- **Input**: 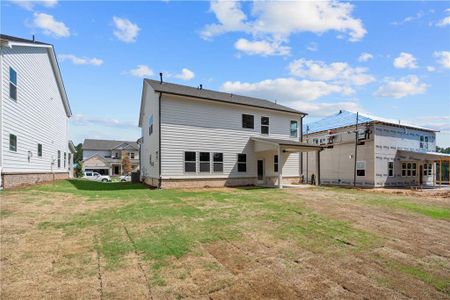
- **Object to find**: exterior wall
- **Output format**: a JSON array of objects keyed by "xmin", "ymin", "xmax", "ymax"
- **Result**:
[
  {"xmin": 159, "ymin": 93, "xmax": 301, "ymax": 181},
  {"xmin": 1, "ymin": 45, "xmax": 69, "ymax": 176},
  {"xmin": 304, "ymin": 125, "xmax": 375, "ymax": 186},
  {"xmin": 373, "ymin": 124, "xmax": 436, "ymax": 187},
  {"xmin": 140, "ymin": 85, "xmax": 160, "ymax": 181},
  {"xmin": 2, "ymin": 172, "xmax": 68, "ymax": 189}
]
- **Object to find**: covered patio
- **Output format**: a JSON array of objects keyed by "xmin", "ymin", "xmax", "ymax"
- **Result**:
[
  {"xmin": 398, "ymin": 150, "xmax": 450, "ymax": 188},
  {"xmin": 251, "ymin": 137, "xmax": 322, "ymax": 189}
]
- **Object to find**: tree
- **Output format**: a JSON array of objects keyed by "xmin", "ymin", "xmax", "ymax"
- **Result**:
[
  {"xmin": 74, "ymin": 143, "xmax": 83, "ymax": 164},
  {"xmin": 122, "ymin": 151, "xmax": 132, "ymax": 175}
]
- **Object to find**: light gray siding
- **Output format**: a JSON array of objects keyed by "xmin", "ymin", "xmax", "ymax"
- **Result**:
[
  {"xmin": 1, "ymin": 45, "xmax": 69, "ymax": 174},
  {"xmin": 159, "ymin": 94, "xmax": 301, "ymax": 179}
]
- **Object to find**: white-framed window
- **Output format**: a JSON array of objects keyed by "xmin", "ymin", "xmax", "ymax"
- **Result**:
[
  {"xmin": 261, "ymin": 116, "xmax": 269, "ymax": 134},
  {"xmin": 424, "ymin": 136, "xmax": 429, "ymax": 150},
  {"xmin": 9, "ymin": 67, "xmax": 17, "ymax": 100},
  {"xmin": 130, "ymin": 153, "xmax": 135, "ymax": 159},
  {"xmin": 9, "ymin": 134, "xmax": 17, "ymax": 152},
  {"xmin": 184, "ymin": 151, "xmax": 196, "ymax": 173},
  {"xmin": 242, "ymin": 114, "xmax": 254, "ymax": 129},
  {"xmin": 388, "ymin": 161, "xmax": 394, "ymax": 177},
  {"xmin": 420, "ymin": 136, "xmax": 424, "ymax": 149},
  {"xmin": 148, "ymin": 115, "xmax": 154, "ymax": 136},
  {"xmin": 200, "ymin": 152, "xmax": 210, "ymax": 172},
  {"xmin": 213, "ymin": 153, "xmax": 223, "ymax": 172},
  {"xmin": 290, "ymin": 120, "xmax": 298, "ymax": 137},
  {"xmin": 237, "ymin": 154, "xmax": 247, "ymax": 172},
  {"xmin": 64, "ymin": 152, "xmax": 67, "ymax": 168},
  {"xmin": 402, "ymin": 162, "xmax": 417, "ymax": 177},
  {"xmin": 57, "ymin": 150, "xmax": 61, "ymax": 168},
  {"xmin": 356, "ymin": 161, "xmax": 366, "ymax": 177},
  {"xmin": 274, "ymin": 155, "xmax": 279, "ymax": 173},
  {"xmin": 37, "ymin": 144, "xmax": 42, "ymax": 157},
  {"xmin": 423, "ymin": 163, "xmax": 432, "ymax": 176}
]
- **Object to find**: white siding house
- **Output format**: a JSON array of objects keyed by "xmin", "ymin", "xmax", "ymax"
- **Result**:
[
  {"xmin": 138, "ymin": 78, "xmax": 321, "ymax": 188},
  {"xmin": 0, "ymin": 35, "xmax": 72, "ymax": 189}
]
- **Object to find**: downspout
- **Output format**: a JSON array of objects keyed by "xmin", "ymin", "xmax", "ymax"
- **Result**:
[
  {"xmin": 0, "ymin": 47, "xmax": 3, "ymax": 188},
  {"xmin": 158, "ymin": 92, "xmax": 162, "ymax": 188},
  {"xmin": 299, "ymin": 115, "xmax": 304, "ymax": 181},
  {"xmin": 353, "ymin": 112, "xmax": 359, "ymax": 187}
]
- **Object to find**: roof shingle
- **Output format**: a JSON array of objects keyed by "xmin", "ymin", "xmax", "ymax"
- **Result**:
[{"xmin": 83, "ymin": 139, "xmax": 138, "ymax": 150}]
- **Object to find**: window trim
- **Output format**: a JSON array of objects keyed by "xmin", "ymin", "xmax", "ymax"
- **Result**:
[
  {"xmin": 199, "ymin": 152, "xmax": 211, "ymax": 173},
  {"xmin": 388, "ymin": 161, "xmax": 394, "ymax": 177},
  {"xmin": 290, "ymin": 120, "xmax": 298, "ymax": 138},
  {"xmin": 9, "ymin": 134, "xmax": 17, "ymax": 152},
  {"xmin": 237, "ymin": 153, "xmax": 247, "ymax": 173},
  {"xmin": 261, "ymin": 116, "xmax": 269, "ymax": 135},
  {"xmin": 213, "ymin": 152, "xmax": 224, "ymax": 173},
  {"xmin": 37, "ymin": 143, "xmax": 43, "ymax": 157},
  {"xmin": 242, "ymin": 114, "xmax": 255, "ymax": 129},
  {"xmin": 356, "ymin": 160, "xmax": 366, "ymax": 177}
]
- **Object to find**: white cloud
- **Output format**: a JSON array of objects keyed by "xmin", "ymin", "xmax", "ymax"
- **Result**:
[
  {"xmin": 32, "ymin": 12, "xmax": 70, "ymax": 38},
  {"xmin": 174, "ymin": 68, "xmax": 195, "ymax": 80},
  {"xmin": 306, "ymin": 42, "xmax": 318, "ymax": 52},
  {"xmin": 221, "ymin": 78, "xmax": 353, "ymax": 102},
  {"xmin": 234, "ymin": 38, "xmax": 290, "ymax": 56},
  {"xmin": 112, "ymin": 16, "xmax": 140, "ymax": 43},
  {"xmin": 411, "ymin": 116, "xmax": 450, "ymax": 132},
  {"xmin": 201, "ymin": 0, "xmax": 366, "ymax": 56},
  {"xmin": 59, "ymin": 54, "xmax": 103, "ymax": 66},
  {"xmin": 393, "ymin": 52, "xmax": 418, "ymax": 69},
  {"xmin": 426, "ymin": 66, "xmax": 436, "ymax": 72},
  {"xmin": 436, "ymin": 8, "xmax": 450, "ymax": 27},
  {"xmin": 127, "ymin": 65, "xmax": 153, "ymax": 78},
  {"xmin": 296, "ymin": 101, "xmax": 362, "ymax": 117},
  {"xmin": 288, "ymin": 59, "xmax": 375, "ymax": 86},
  {"xmin": 434, "ymin": 51, "xmax": 450, "ymax": 69},
  {"xmin": 71, "ymin": 114, "xmax": 137, "ymax": 129},
  {"xmin": 374, "ymin": 75, "xmax": 428, "ymax": 99},
  {"xmin": 391, "ymin": 11, "xmax": 424, "ymax": 25},
  {"xmin": 358, "ymin": 52, "xmax": 373, "ymax": 62},
  {"xmin": 9, "ymin": 0, "xmax": 57, "ymax": 10}
]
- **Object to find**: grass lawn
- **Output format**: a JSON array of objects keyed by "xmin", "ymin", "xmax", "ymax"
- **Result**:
[{"xmin": 1, "ymin": 180, "xmax": 449, "ymax": 299}]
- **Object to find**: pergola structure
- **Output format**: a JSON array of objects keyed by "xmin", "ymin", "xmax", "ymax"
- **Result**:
[
  {"xmin": 398, "ymin": 150, "xmax": 450, "ymax": 187},
  {"xmin": 252, "ymin": 137, "xmax": 322, "ymax": 188}
]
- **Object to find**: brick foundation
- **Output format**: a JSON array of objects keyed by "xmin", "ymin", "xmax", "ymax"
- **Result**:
[{"xmin": 1, "ymin": 172, "xmax": 69, "ymax": 189}]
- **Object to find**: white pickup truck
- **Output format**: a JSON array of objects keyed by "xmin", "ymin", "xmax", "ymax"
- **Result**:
[{"xmin": 82, "ymin": 171, "xmax": 111, "ymax": 182}]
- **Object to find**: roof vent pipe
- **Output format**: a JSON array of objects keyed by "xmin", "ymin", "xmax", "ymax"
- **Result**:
[
  {"xmin": 159, "ymin": 72, "xmax": 163, "ymax": 84},
  {"xmin": 199, "ymin": 84, "xmax": 203, "ymax": 90},
  {"xmin": 32, "ymin": 34, "xmax": 35, "ymax": 42}
]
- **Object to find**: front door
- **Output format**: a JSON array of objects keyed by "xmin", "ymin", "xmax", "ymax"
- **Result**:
[
  {"xmin": 257, "ymin": 160, "xmax": 264, "ymax": 183},
  {"xmin": 114, "ymin": 166, "xmax": 120, "ymax": 175}
]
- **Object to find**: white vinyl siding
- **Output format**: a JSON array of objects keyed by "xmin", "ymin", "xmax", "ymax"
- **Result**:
[
  {"xmin": 1, "ymin": 45, "xmax": 69, "ymax": 173},
  {"xmin": 159, "ymin": 94, "xmax": 300, "ymax": 179}
]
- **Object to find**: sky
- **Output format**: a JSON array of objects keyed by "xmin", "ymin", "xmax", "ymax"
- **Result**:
[{"xmin": 2, "ymin": 0, "xmax": 450, "ymax": 147}]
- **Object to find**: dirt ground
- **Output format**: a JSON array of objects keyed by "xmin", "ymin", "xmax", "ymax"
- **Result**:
[{"xmin": 1, "ymin": 182, "xmax": 449, "ymax": 299}]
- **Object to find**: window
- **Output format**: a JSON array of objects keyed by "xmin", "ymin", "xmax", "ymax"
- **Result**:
[
  {"xmin": 130, "ymin": 153, "xmax": 135, "ymax": 159},
  {"xmin": 402, "ymin": 162, "xmax": 417, "ymax": 177},
  {"xmin": 242, "ymin": 114, "xmax": 254, "ymax": 129},
  {"xmin": 356, "ymin": 161, "xmax": 366, "ymax": 176},
  {"xmin": 412, "ymin": 163, "xmax": 417, "ymax": 176},
  {"xmin": 57, "ymin": 150, "xmax": 61, "ymax": 168},
  {"xmin": 261, "ymin": 117, "xmax": 269, "ymax": 134},
  {"xmin": 290, "ymin": 121, "xmax": 298, "ymax": 137},
  {"xmin": 237, "ymin": 154, "xmax": 247, "ymax": 172},
  {"xmin": 114, "ymin": 152, "xmax": 119, "ymax": 159},
  {"xmin": 9, "ymin": 67, "xmax": 17, "ymax": 100},
  {"xmin": 420, "ymin": 136, "xmax": 424, "ymax": 149},
  {"xmin": 424, "ymin": 136, "xmax": 428, "ymax": 149},
  {"xmin": 9, "ymin": 134, "xmax": 17, "ymax": 152},
  {"xmin": 407, "ymin": 163, "xmax": 412, "ymax": 176},
  {"xmin": 402, "ymin": 163, "xmax": 407, "ymax": 177},
  {"xmin": 312, "ymin": 138, "xmax": 319, "ymax": 145},
  {"xmin": 200, "ymin": 152, "xmax": 210, "ymax": 172},
  {"xmin": 64, "ymin": 152, "xmax": 67, "ymax": 168},
  {"xmin": 274, "ymin": 155, "xmax": 279, "ymax": 173},
  {"xmin": 213, "ymin": 153, "xmax": 223, "ymax": 172},
  {"xmin": 424, "ymin": 163, "xmax": 432, "ymax": 176},
  {"xmin": 388, "ymin": 162, "xmax": 394, "ymax": 177},
  {"xmin": 148, "ymin": 115, "xmax": 154, "ymax": 136},
  {"xmin": 37, "ymin": 144, "xmax": 42, "ymax": 157},
  {"xmin": 184, "ymin": 151, "xmax": 196, "ymax": 173}
]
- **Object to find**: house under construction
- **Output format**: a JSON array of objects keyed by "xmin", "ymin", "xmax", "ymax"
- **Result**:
[{"xmin": 302, "ymin": 110, "xmax": 450, "ymax": 188}]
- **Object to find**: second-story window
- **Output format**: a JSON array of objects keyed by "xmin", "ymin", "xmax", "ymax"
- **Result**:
[
  {"xmin": 290, "ymin": 121, "xmax": 298, "ymax": 137},
  {"xmin": 242, "ymin": 114, "xmax": 254, "ymax": 129},
  {"xmin": 9, "ymin": 67, "xmax": 17, "ymax": 100},
  {"xmin": 261, "ymin": 117, "xmax": 269, "ymax": 134},
  {"xmin": 420, "ymin": 136, "xmax": 424, "ymax": 148}
]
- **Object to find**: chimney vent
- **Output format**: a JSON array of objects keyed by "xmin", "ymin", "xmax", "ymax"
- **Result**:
[
  {"xmin": 32, "ymin": 34, "xmax": 35, "ymax": 42},
  {"xmin": 159, "ymin": 72, "xmax": 163, "ymax": 84}
]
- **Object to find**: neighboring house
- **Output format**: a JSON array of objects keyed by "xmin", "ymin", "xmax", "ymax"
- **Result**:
[
  {"xmin": 138, "ymin": 78, "xmax": 321, "ymax": 188},
  {"xmin": 68, "ymin": 140, "xmax": 76, "ymax": 178},
  {"xmin": 82, "ymin": 139, "xmax": 140, "ymax": 175},
  {"xmin": 0, "ymin": 34, "xmax": 72, "ymax": 189},
  {"xmin": 303, "ymin": 110, "xmax": 450, "ymax": 187}
]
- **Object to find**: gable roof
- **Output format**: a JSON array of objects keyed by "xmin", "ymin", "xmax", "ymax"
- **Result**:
[
  {"xmin": 304, "ymin": 110, "xmax": 438, "ymax": 134},
  {"xmin": 0, "ymin": 34, "xmax": 72, "ymax": 117},
  {"xmin": 83, "ymin": 139, "xmax": 138, "ymax": 151},
  {"xmin": 145, "ymin": 79, "xmax": 305, "ymax": 115}
]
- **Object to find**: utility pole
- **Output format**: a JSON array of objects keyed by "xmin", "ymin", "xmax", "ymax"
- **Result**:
[{"xmin": 353, "ymin": 112, "xmax": 359, "ymax": 187}]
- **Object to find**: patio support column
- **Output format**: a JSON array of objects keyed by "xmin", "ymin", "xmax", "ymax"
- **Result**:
[
  {"xmin": 315, "ymin": 150, "xmax": 320, "ymax": 186},
  {"xmin": 278, "ymin": 146, "xmax": 283, "ymax": 189},
  {"xmin": 439, "ymin": 159, "xmax": 442, "ymax": 188},
  {"xmin": 433, "ymin": 162, "xmax": 436, "ymax": 187}
]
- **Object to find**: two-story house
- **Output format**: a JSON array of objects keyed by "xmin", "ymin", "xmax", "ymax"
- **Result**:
[
  {"xmin": 0, "ymin": 34, "xmax": 72, "ymax": 189},
  {"xmin": 138, "ymin": 78, "xmax": 321, "ymax": 188},
  {"xmin": 303, "ymin": 110, "xmax": 450, "ymax": 187},
  {"xmin": 82, "ymin": 139, "xmax": 140, "ymax": 176}
]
